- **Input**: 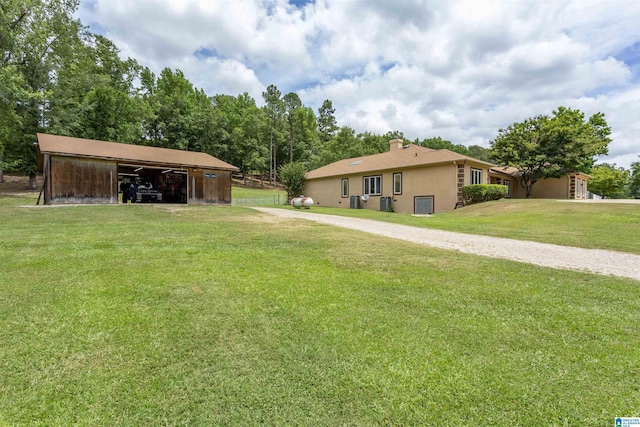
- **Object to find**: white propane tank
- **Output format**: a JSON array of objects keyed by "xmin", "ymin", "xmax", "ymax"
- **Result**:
[{"xmin": 291, "ymin": 196, "xmax": 314, "ymax": 209}]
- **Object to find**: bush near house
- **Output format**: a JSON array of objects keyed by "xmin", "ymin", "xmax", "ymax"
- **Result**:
[
  {"xmin": 463, "ymin": 184, "xmax": 508, "ymax": 204},
  {"xmin": 279, "ymin": 162, "xmax": 308, "ymax": 203}
]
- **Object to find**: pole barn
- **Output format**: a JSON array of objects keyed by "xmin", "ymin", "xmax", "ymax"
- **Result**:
[{"xmin": 37, "ymin": 134, "xmax": 239, "ymax": 205}]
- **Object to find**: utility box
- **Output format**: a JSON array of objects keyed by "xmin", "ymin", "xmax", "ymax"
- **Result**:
[
  {"xmin": 380, "ymin": 196, "xmax": 393, "ymax": 212},
  {"xmin": 350, "ymin": 195, "xmax": 361, "ymax": 209}
]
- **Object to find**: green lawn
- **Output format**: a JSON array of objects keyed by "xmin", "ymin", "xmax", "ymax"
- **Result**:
[
  {"xmin": 296, "ymin": 199, "xmax": 640, "ymax": 254},
  {"xmin": 232, "ymin": 185, "xmax": 286, "ymax": 199},
  {"xmin": 232, "ymin": 185, "xmax": 288, "ymax": 207},
  {"xmin": 1, "ymin": 195, "xmax": 639, "ymax": 425}
]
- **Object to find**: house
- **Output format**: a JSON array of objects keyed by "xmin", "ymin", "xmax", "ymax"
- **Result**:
[
  {"xmin": 37, "ymin": 133, "xmax": 239, "ymax": 205},
  {"xmin": 489, "ymin": 166, "xmax": 590, "ymax": 199},
  {"xmin": 304, "ymin": 139, "xmax": 494, "ymax": 214}
]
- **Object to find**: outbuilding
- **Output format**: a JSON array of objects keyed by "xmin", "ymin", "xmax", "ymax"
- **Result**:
[{"xmin": 37, "ymin": 133, "xmax": 239, "ymax": 205}]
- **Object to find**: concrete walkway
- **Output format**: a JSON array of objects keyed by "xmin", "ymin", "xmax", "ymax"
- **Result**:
[{"xmin": 253, "ymin": 208, "xmax": 640, "ymax": 281}]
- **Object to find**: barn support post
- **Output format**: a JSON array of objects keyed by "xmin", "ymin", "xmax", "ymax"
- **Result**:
[{"xmin": 43, "ymin": 154, "xmax": 51, "ymax": 205}]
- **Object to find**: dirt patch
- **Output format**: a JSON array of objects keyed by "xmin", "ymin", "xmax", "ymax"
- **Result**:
[{"xmin": 0, "ymin": 174, "xmax": 43, "ymax": 195}]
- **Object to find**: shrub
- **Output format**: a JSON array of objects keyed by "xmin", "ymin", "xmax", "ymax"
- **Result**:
[
  {"xmin": 485, "ymin": 184, "xmax": 508, "ymax": 201},
  {"xmin": 278, "ymin": 162, "xmax": 308, "ymax": 203},
  {"xmin": 462, "ymin": 184, "xmax": 508, "ymax": 204}
]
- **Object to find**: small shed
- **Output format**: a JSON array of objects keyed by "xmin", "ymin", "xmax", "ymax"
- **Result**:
[{"xmin": 37, "ymin": 133, "xmax": 239, "ymax": 205}]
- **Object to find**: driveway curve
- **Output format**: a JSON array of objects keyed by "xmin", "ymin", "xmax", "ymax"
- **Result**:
[{"xmin": 253, "ymin": 208, "xmax": 640, "ymax": 281}]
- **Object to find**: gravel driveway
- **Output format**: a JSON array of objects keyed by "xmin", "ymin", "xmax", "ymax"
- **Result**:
[{"xmin": 253, "ymin": 208, "xmax": 640, "ymax": 281}]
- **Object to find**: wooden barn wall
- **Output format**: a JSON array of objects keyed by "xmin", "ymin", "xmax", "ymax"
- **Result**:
[
  {"xmin": 190, "ymin": 169, "xmax": 231, "ymax": 204},
  {"xmin": 217, "ymin": 171, "xmax": 232, "ymax": 203},
  {"xmin": 50, "ymin": 156, "xmax": 117, "ymax": 204},
  {"xmin": 191, "ymin": 170, "xmax": 205, "ymax": 202}
]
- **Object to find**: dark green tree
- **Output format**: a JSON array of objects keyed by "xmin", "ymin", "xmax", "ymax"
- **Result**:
[
  {"xmin": 283, "ymin": 92, "xmax": 302, "ymax": 162},
  {"xmin": 319, "ymin": 126, "xmax": 359, "ymax": 165},
  {"xmin": 629, "ymin": 159, "xmax": 640, "ymax": 199},
  {"xmin": 279, "ymin": 161, "xmax": 307, "ymax": 203},
  {"xmin": 262, "ymin": 84, "xmax": 284, "ymax": 186},
  {"xmin": 48, "ymin": 34, "xmax": 144, "ymax": 144},
  {"xmin": 490, "ymin": 107, "xmax": 612, "ymax": 198},
  {"xmin": 154, "ymin": 68, "xmax": 197, "ymax": 150},
  {"xmin": 317, "ymin": 99, "xmax": 338, "ymax": 144},
  {"xmin": 211, "ymin": 92, "xmax": 269, "ymax": 181},
  {"xmin": 468, "ymin": 145, "xmax": 492, "ymax": 162},
  {"xmin": 1, "ymin": 0, "xmax": 82, "ymax": 188},
  {"xmin": 416, "ymin": 136, "xmax": 473, "ymax": 156}
]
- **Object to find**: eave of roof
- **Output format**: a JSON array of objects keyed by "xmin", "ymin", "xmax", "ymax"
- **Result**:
[
  {"xmin": 489, "ymin": 166, "xmax": 592, "ymax": 179},
  {"xmin": 306, "ymin": 144, "xmax": 496, "ymax": 180},
  {"xmin": 37, "ymin": 133, "xmax": 239, "ymax": 171},
  {"xmin": 489, "ymin": 166, "xmax": 520, "ymax": 177}
]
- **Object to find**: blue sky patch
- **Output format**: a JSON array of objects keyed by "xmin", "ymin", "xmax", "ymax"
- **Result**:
[
  {"xmin": 616, "ymin": 42, "xmax": 640, "ymax": 67},
  {"xmin": 194, "ymin": 47, "xmax": 218, "ymax": 60},
  {"xmin": 289, "ymin": 0, "xmax": 315, "ymax": 7},
  {"xmin": 615, "ymin": 41, "xmax": 640, "ymax": 81},
  {"xmin": 380, "ymin": 61, "xmax": 397, "ymax": 74}
]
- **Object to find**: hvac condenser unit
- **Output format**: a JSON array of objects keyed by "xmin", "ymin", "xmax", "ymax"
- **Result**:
[
  {"xmin": 380, "ymin": 196, "xmax": 392, "ymax": 212},
  {"xmin": 350, "ymin": 195, "xmax": 361, "ymax": 209}
]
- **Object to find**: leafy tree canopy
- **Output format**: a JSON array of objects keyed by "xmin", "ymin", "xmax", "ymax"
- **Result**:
[
  {"xmin": 588, "ymin": 163, "xmax": 629, "ymax": 198},
  {"xmin": 490, "ymin": 107, "xmax": 611, "ymax": 198},
  {"xmin": 278, "ymin": 161, "xmax": 307, "ymax": 202},
  {"xmin": 5, "ymin": 2, "xmax": 607, "ymax": 193}
]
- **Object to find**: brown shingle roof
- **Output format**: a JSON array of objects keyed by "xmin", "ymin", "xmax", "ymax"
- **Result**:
[
  {"xmin": 489, "ymin": 166, "xmax": 520, "ymax": 177},
  {"xmin": 307, "ymin": 144, "xmax": 495, "ymax": 179},
  {"xmin": 37, "ymin": 134, "xmax": 238, "ymax": 171}
]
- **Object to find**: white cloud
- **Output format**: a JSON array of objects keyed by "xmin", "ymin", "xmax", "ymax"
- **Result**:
[{"xmin": 77, "ymin": 0, "xmax": 640, "ymax": 168}]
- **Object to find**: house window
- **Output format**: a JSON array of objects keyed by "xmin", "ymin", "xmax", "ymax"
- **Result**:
[
  {"xmin": 363, "ymin": 175, "xmax": 382, "ymax": 196},
  {"xmin": 471, "ymin": 168, "xmax": 483, "ymax": 185},
  {"xmin": 393, "ymin": 172, "xmax": 402, "ymax": 195},
  {"xmin": 341, "ymin": 178, "xmax": 349, "ymax": 198}
]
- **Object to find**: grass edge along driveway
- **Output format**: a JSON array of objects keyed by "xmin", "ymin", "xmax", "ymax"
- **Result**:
[
  {"xmin": 253, "ymin": 207, "xmax": 640, "ymax": 281},
  {"xmin": 283, "ymin": 198, "xmax": 640, "ymax": 255}
]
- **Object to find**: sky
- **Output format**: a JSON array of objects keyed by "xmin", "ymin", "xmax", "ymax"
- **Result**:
[{"xmin": 77, "ymin": 0, "xmax": 640, "ymax": 168}]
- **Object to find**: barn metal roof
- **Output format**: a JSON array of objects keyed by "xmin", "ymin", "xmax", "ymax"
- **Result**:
[{"xmin": 37, "ymin": 133, "xmax": 239, "ymax": 171}]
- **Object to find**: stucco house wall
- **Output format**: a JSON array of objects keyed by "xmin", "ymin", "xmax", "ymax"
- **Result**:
[
  {"xmin": 489, "ymin": 167, "xmax": 590, "ymax": 200},
  {"xmin": 529, "ymin": 176, "xmax": 570, "ymax": 199},
  {"xmin": 304, "ymin": 140, "xmax": 493, "ymax": 214}
]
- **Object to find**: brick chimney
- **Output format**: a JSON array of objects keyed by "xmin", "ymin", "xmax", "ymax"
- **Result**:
[{"xmin": 389, "ymin": 139, "xmax": 403, "ymax": 151}]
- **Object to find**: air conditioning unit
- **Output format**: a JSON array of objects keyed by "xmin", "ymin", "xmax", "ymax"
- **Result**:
[
  {"xmin": 350, "ymin": 195, "xmax": 361, "ymax": 209},
  {"xmin": 380, "ymin": 196, "xmax": 392, "ymax": 212}
]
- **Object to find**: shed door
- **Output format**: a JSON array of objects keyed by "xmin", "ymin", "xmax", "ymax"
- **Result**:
[{"xmin": 415, "ymin": 196, "xmax": 434, "ymax": 214}]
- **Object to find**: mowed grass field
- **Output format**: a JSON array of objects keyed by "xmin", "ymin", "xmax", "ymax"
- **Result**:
[{"xmin": 1, "ymin": 193, "xmax": 639, "ymax": 425}]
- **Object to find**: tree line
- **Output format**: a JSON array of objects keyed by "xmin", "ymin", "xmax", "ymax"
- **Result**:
[
  {"xmin": 2, "ymin": 1, "xmax": 637, "ymax": 198},
  {"xmin": 0, "ymin": 0, "xmax": 491, "ymax": 189}
]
